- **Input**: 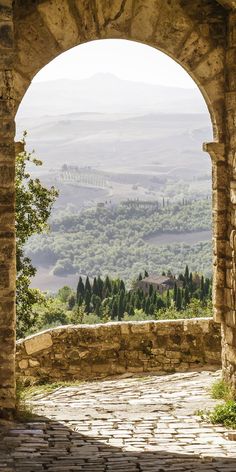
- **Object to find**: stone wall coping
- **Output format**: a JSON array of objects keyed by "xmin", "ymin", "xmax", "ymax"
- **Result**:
[
  {"xmin": 16, "ymin": 317, "xmax": 221, "ymax": 383},
  {"xmin": 17, "ymin": 317, "xmax": 214, "ymax": 345}
]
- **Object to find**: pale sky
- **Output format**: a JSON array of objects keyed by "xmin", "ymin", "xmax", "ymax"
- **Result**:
[{"xmin": 33, "ymin": 39, "xmax": 196, "ymax": 89}]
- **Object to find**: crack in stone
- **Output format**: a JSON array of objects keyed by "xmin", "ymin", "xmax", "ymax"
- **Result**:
[{"xmin": 103, "ymin": 0, "xmax": 128, "ymax": 29}]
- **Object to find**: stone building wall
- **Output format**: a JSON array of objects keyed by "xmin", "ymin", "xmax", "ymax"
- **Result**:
[
  {"xmin": 16, "ymin": 319, "xmax": 221, "ymax": 384},
  {"xmin": 221, "ymin": 10, "xmax": 236, "ymax": 389},
  {"xmin": 0, "ymin": 0, "xmax": 16, "ymax": 413}
]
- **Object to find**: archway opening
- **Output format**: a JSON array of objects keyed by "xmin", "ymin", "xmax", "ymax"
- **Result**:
[{"xmin": 15, "ymin": 38, "xmax": 215, "ymax": 340}]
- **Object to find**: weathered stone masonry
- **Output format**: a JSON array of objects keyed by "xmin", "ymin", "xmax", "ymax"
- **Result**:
[
  {"xmin": 16, "ymin": 319, "xmax": 221, "ymax": 384},
  {"xmin": 0, "ymin": 0, "xmax": 16, "ymax": 413},
  {"xmin": 0, "ymin": 0, "xmax": 236, "ymax": 413}
]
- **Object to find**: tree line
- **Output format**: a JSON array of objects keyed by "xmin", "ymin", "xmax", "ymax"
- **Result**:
[{"xmin": 65, "ymin": 265, "xmax": 212, "ymax": 321}]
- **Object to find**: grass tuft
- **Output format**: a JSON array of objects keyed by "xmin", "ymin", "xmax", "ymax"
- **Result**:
[
  {"xmin": 196, "ymin": 380, "xmax": 236, "ymax": 429},
  {"xmin": 211, "ymin": 380, "xmax": 233, "ymax": 401},
  {"xmin": 208, "ymin": 401, "xmax": 236, "ymax": 429},
  {"xmin": 15, "ymin": 380, "xmax": 35, "ymax": 421}
]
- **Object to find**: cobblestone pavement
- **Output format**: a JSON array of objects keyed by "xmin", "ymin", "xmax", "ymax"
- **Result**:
[{"xmin": 1, "ymin": 370, "xmax": 236, "ymax": 471}]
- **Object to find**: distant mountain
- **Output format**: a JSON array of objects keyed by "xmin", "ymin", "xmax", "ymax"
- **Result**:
[
  {"xmin": 16, "ymin": 111, "xmax": 212, "ymax": 176},
  {"xmin": 16, "ymin": 73, "xmax": 209, "ymax": 118},
  {"xmin": 16, "ymin": 74, "xmax": 213, "ymax": 179}
]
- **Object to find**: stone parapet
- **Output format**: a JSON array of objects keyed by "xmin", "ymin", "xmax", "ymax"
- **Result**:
[{"xmin": 16, "ymin": 318, "xmax": 221, "ymax": 384}]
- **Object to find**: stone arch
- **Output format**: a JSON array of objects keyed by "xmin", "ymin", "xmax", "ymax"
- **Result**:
[
  {"xmin": 13, "ymin": 0, "xmax": 226, "ymax": 141},
  {"xmin": 2, "ymin": 0, "xmax": 236, "ymax": 415},
  {"xmin": 12, "ymin": 0, "xmax": 227, "ymax": 337}
]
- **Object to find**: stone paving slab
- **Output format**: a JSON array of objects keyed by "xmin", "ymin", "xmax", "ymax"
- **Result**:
[{"xmin": 1, "ymin": 370, "xmax": 236, "ymax": 471}]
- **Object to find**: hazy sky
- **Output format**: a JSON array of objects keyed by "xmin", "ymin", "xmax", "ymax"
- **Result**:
[{"xmin": 34, "ymin": 39, "xmax": 196, "ymax": 89}]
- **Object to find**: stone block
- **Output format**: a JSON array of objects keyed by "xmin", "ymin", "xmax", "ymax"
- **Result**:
[
  {"xmin": 0, "ymin": 265, "xmax": 9, "ymax": 288},
  {"xmin": 0, "ymin": 20, "xmax": 13, "ymax": 48},
  {"xmin": 120, "ymin": 323, "xmax": 130, "ymax": 335},
  {"xmin": 131, "ymin": 322, "xmax": 150, "ymax": 333},
  {"xmin": 18, "ymin": 359, "xmax": 28, "ymax": 370},
  {"xmin": 29, "ymin": 359, "xmax": 40, "ymax": 367},
  {"xmin": 194, "ymin": 46, "xmax": 224, "ymax": 83},
  {"xmin": 37, "ymin": 0, "xmax": 78, "ymax": 49},
  {"xmin": 24, "ymin": 332, "xmax": 52, "ymax": 355}
]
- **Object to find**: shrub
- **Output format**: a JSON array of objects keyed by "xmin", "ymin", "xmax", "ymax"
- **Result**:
[{"xmin": 209, "ymin": 401, "xmax": 236, "ymax": 429}]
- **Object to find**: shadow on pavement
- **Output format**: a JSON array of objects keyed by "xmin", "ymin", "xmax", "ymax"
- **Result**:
[{"xmin": 0, "ymin": 413, "xmax": 236, "ymax": 472}]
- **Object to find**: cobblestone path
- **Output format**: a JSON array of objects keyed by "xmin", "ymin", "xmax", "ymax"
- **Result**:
[{"xmin": 1, "ymin": 370, "xmax": 236, "ymax": 471}]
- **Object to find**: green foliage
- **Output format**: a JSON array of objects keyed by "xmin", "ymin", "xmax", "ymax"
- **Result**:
[
  {"xmin": 197, "ymin": 380, "xmax": 236, "ymax": 429},
  {"xmin": 123, "ymin": 309, "xmax": 153, "ymax": 321},
  {"xmin": 30, "ymin": 297, "xmax": 69, "ymax": 334},
  {"xmin": 156, "ymin": 299, "xmax": 212, "ymax": 320},
  {"xmin": 26, "ymin": 269, "xmax": 212, "ymax": 336},
  {"xmin": 25, "ymin": 198, "xmax": 212, "ymax": 282},
  {"xmin": 57, "ymin": 286, "xmax": 74, "ymax": 303},
  {"xmin": 208, "ymin": 401, "xmax": 236, "ymax": 429},
  {"xmin": 211, "ymin": 380, "xmax": 234, "ymax": 401},
  {"xmin": 69, "ymin": 303, "xmax": 87, "ymax": 324},
  {"xmin": 15, "ymin": 379, "xmax": 34, "ymax": 421},
  {"xmin": 16, "ymin": 133, "xmax": 58, "ymax": 338}
]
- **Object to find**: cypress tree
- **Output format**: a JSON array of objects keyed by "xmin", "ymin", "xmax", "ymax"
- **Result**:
[
  {"xmin": 112, "ymin": 281, "xmax": 118, "ymax": 295},
  {"xmin": 111, "ymin": 299, "xmax": 118, "ymax": 320},
  {"xmin": 135, "ymin": 294, "xmax": 141, "ymax": 309},
  {"xmin": 118, "ymin": 290, "xmax": 125, "ymax": 320},
  {"xmin": 84, "ymin": 289, "xmax": 91, "ymax": 313},
  {"xmin": 176, "ymin": 288, "xmax": 182, "ymax": 311},
  {"xmin": 149, "ymin": 304, "xmax": 155, "ymax": 316},
  {"xmin": 104, "ymin": 275, "xmax": 112, "ymax": 294},
  {"xmin": 97, "ymin": 275, "xmax": 104, "ymax": 298},
  {"xmin": 149, "ymin": 284, "xmax": 153, "ymax": 297},
  {"xmin": 130, "ymin": 292, "xmax": 136, "ymax": 309},
  {"xmin": 151, "ymin": 291, "xmax": 157, "ymax": 304},
  {"xmin": 166, "ymin": 289, "xmax": 170, "ymax": 308},
  {"xmin": 92, "ymin": 277, "xmax": 98, "ymax": 296},
  {"xmin": 129, "ymin": 305, "xmax": 134, "ymax": 316},
  {"xmin": 183, "ymin": 286, "xmax": 190, "ymax": 307},
  {"xmin": 95, "ymin": 296, "xmax": 102, "ymax": 317},
  {"xmin": 138, "ymin": 273, "xmax": 142, "ymax": 281},
  {"xmin": 189, "ymin": 272, "xmax": 193, "ymax": 294},
  {"xmin": 120, "ymin": 279, "xmax": 125, "ymax": 292},
  {"xmin": 184, "ymin": 265, "xmax": 189, "ymax": 283},
  {"xmin": 91, "ymin": 293, "xmax": 97, "ymax": 309},
  {"xmin": 200, "ymin": 275, "xmax": 205, "ymax": 300},
  {"xmin": 144, "ymin": 270, "xmax": 149, "ymax": 278},
  {"xmin": 85, "ymin": 276, "xmax": 91, "ymax": 294},
  {"xmin": 173, "ymin": 283, "xmax": 177, "ymax": 302},
  {"xmin": 205, "ymin": 277, "xmax": 210, "ymax": 297},
  {"xmin": 156, "ymin": 297, "xmax": 165, "ymax": 310},
  {"xmin": 77, "ymin": 293, "xmax": 83, "ymax": 306},
  {"xmin": 145, "ymin": 297, "xmax": 150, "ymax": 314},
  {"xmin": 76, "ymin": 276, "xmax": 85, "ymax": 303}
]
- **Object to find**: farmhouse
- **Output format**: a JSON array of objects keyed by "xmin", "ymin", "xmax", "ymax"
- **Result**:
[{"xmin": 137, "ymin": 275, "xmax": 180, "ymax": 295}]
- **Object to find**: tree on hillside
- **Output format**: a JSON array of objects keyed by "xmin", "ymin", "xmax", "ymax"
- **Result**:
[
  {"xmin": 85, "ymin": 276, "xmax": 91, "ymax": 294},
  {"xmin": 76, "ymin": 276, "xmax": 85, "ymax": 302},
  {"xmin": 92, "ymin": 277, "xmax": 98, "ymax": 296},
  {"xmin": 57, "ymin": 286, "xmax": 74, "ymax": 303},
  {"xmin": 184, "ymin": 265, "xmax": 189, "ymax": 282},
  {"xmin": 176, "ymin": 288, "xmax": 182, "ymax": 311},
  {"xmin": 97, "ymin": 275, "xmax": 104, "ymax": 298},
  {"xmin": 16, "ymin": 133, "xmax": 58, "ymax": 338},
  {"xmin": 104, "ymin": 275, "xmax": 112, "ymax": 294},
  {"xmin": 84, "ymin": 289, "xmax": 91, "ymax": 312}
]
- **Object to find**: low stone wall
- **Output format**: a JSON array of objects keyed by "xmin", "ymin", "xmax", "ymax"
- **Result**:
[{"xmin": 16, "ymin": 318, "xmax": 222, "ymax": 384}]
